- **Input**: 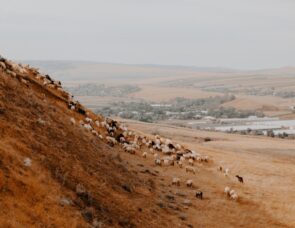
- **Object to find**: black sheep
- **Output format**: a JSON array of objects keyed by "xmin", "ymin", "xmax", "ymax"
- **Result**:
[
  {"xmin": 236, "ymin": 175, "xmax": 244, "ymax": 183},
  {"xmin": 196, "ymin": 191, "xmax": 203, "ymax": 200}
]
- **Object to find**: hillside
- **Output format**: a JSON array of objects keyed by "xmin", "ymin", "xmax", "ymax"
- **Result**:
[
  {"xmin": 0, "ymin": 57, "xmax": 179, "ymax": 227},
  {"xmin": 0, "ymin": 56, "xmax": 292, "ymax": 227}
]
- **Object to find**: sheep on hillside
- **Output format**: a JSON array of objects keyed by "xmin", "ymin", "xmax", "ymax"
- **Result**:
[
  {"xmin": 185, "ymin": 166, "xmax": 196, "ymax": 174},
  {"xmin": 0, "ymin": 62, "xmax": 6, "ymax": 70},
  {"xmin": 6, "ymin": 70, "xmax": 16, "ymax": 77},
  {"xmin": 195, "ymin": 191, "xmax": 203, "ymax": 200},
  {"xmin": 186, "ymin": 180, "xmax": 193, "ymax": 188},
  {"xmin": 106, "ymin": 136, "xmax": 117, "ymax": 146},
  {"xmin": 70, "ymin": 118, "xmax": 76, "ymax": 125},
  {"xmin": 224, "ymin": 186, "xmax": 231, "ymax": 195},
  {"xmin": 172, "ymin": 177, "xmax": 180, "ymax": 186},
  {"xmin": 83, "ymin": 124, "xmax": 93, "ymax": 131},
  {"xmin": 236, "ymin": 175, "xmax": 244, "ymax": 183},
  {"xmin": 224, "ymin": 187, "xmax": 239, "ymax": 200},
  {"xmin": 163, "ymin": 158, "xmax": 174, "ymax": 166},
  {"xmin": 178, "ymin": 161, "xmax": 183, "ymax": 168},
  {"xmin": 154, "ymin": 158, "xmax": 161, "ymax": 166},
  {"xmin": 123, "ymin": 143, "xmax": 136, "ymax": 154}
]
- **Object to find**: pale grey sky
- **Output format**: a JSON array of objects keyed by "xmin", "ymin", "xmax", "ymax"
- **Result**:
[{"xmin": 0, "ymin": 0, "xmax": 294, "ymax": 69}]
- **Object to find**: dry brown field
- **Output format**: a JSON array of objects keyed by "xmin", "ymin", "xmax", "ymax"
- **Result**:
[{"xmin": 122, "ymin": 119, "xmax": 295, "ymax": 227}]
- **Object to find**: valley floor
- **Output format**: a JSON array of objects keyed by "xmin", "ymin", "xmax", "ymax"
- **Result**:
[{"xmin": 120, "ymin": 119, "xmax": 295, "ymax": 227}]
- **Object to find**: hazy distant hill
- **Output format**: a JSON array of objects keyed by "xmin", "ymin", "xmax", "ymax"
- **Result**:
[
  {"xmin": 20, "ymin": 61, "xmax": 295, "ymax": 89},
  {"xmin": 21, "ymin": 61, "xmax": 237, "ymax": 82}
]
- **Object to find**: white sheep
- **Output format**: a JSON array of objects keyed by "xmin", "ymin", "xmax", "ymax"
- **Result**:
[
  {"xmin": 185, "ymin": 166, "xmax": 196, "ymax": 174},
  {"xmin": 106, "ymin": 136, "xmax": 117, "ymax": 145},
  {"xmin": 91, "ymin": 130, "xmax": 98, "ymax": 136},
  {"xmin": 183, "ymin": 153, "xmax": 191, "ymax": 159},
  {"xmin": 21, "ymin": 79, "xmax": 28, "ymax": 85},
  {"xmin": 186, "ymin": 180, "xmax": 193, "ymax": 187},
  {"xmin": 23, "ymin": 158, "xmax": 32, "ymax": 167},
  {"xmin": 123, "ymin": 144, "xmax": 135, "ymax": 154},
  {"xmin": 123, "ymin": 131, "xmax": 128, "ymax": 138},
  {"xmin": 229, "ymin": 189, "xmax": 235, "ymax": 196},
  {"xmin": 142, "ymin": 152, "xmax": 147, "ymax": 158},
  {"xmin": 161, "ymin": 145, "xmax": 171, "ymax": 154},
  {"xmin": 224, "ymin": 186, "xmax": 231, "ymax": 195},
  {"xmin": 178, "ymin": 161, "xmax": 183, "ymax": 168},
  {"xmin": 95, "ymin": 121, "xmax": 100, "ymax": 127},
  {"xmin": 100, "ymin": 121, "xmax": 106, "ymax": 128},
  {"xmin": 188, "ymin": 158, "xmax": 194, "ymax": 166},
  {"xmin": 224, "ymin": 168, "xmax": 230, "ymax": 176},
  {"xmin": 153, "ymin": 144, "xmax": 161, "ymax": 150},
  {"xmin": 70, "ymin": 118, "xmax": 76, "ymax": 125},
  {"xmin": 83, "ymin": 124, "xmax": 93, "ymax": 131},
  {"xmin": 175, "ymin": 144, "xmax": 182, "ymax": 150},
  {"xmin": 47, "ymin": 84, "xmax": 55, "ymax": 89},
  {"xmin": 43, "ymin": 78, "xmax": 51, "ymax": 86},
  {"xmin": 119, "ymin": 136, "xmax": 126, "ymax": 143},
  {"xmin": 225, "ymin": 188, "xmax": 238, "ymax": 200},
  {"xmin": 155, "ymin": 138, "xmax": 161, "ymax": 145},
  {"xmin": 85, "ymin": 117, "xmax": 93, "ymax": 123},
  {"xmin": 230, "ymin": 193, "xmax": 238, "ymax": 200},
  {"xmin": 0, "ymin": 62, "xmax": 6, "ymax": 69},
  {"xmin": 163, "ymin": 159, "xmax": 174, "ymax": 166},
  {"xmin": 154, "ymin": 158, "xmax": 161, "ymax": 166},
  {"xmin": 6, "ymin": 70, "xmax": 16, "ymax": 77},
  {"xmin": 170, "ymin": 155, "xmax": 176, "ymax": 160},
  {"xmin": 172, "ymin": 177, "xmax": 180, "ymax": 186},
  {"xmin": 201, "ymin": 156, "xmax": 209, "ymax": 162}
]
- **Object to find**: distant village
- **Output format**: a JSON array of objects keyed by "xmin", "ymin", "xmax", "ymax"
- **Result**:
[{"xmin": 68, "ymin": 84, "xmax": 295, "ymax": 140}]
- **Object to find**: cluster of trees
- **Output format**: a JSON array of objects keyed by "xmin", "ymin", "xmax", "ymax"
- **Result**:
[
  {"xmin": 274, "ymin": 91, "xmax": 295, "ymax": 98},
  {"xmin": 95, "ymin": 95, "xmax": 264, "ymax": 122},
  {"xmin": 226, "ymin": 129, "xmax": 294, "ymax": 140},
  {"xmin": 207, "ymin": 107, "xmax": 264, "ymax": 119},
  {"xmin": 239, "ymin": 87, "xmax": 295, "ymax": 99},
  {"xmin": 169, "ymin": 94, "xmax": 236, "ymax": 110}
]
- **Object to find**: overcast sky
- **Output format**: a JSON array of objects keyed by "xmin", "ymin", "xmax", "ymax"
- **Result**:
[{"xmin": 0, "ymin": 0, "xmax": 294, "ymax": 69}]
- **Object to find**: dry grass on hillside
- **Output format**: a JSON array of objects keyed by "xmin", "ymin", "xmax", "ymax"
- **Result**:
[
  {"xmin": 123, "ymin": 119, "xmax": 295, "ymax": 227},
  {"xmin": 1, "ymin": 62, "xmax": 294, "ymax": 227}
]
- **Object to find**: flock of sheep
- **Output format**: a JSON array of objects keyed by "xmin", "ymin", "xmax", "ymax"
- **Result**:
[{"xmin": 0, "ymin": 55, "xmax": 243, "ymax": 205}]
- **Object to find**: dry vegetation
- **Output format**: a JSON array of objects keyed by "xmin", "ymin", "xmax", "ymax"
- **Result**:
[
  {"xmin": 1, "ymin": 60, "xmax": 295, "ymax": 227},
  {"xmin": 0, "ymin": 68, "xmax": 180, "ymax": 227},
  {"xmin": 122, "ymin": 119, "xmax": 295, "ymax": 227}
]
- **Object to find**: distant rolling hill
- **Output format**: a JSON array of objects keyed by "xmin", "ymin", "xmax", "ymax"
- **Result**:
[{"xmin": 20, "ymin": 60, "xmax": 237, "ymax": 83}]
